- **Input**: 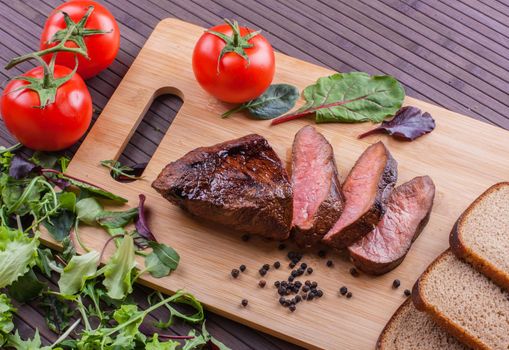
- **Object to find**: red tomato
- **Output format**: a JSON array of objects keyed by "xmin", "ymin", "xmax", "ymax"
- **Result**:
[
  {"xmin": 1, "ymin": 66, "xmax": 92, "ymax": 151},
  {"xmin": 40, "ymin": 0, "xmax": 120, "ymax": 80},
  {"xmin": 192, "ymin": 21, "xmax": 275, "ymax": 103}
]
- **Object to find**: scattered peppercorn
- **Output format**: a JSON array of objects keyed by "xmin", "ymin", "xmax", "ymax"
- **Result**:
[
  {"xmin": 302, "ymin": 285, "xmax": 310, "ymax": 292},
  {"xmin": 241, "ymin": 234, "xmax": 250, "ymax": 242},
  {"xmin": 339, "ymin": 286, "xmax": 348, "ymax": 295},
  {"xmin": 288, "ymin": 275, "xmax": 294, "ymax": 282},
  {"xmin": 295, "ymin": 295, "xmax": 302, "ymax": 303},
  {"xmin": 326, "ymin": 260, "xmax": 333, "ymax": 267},
  {"xmin": 302, "ymin": 293, "xmax": 308, "ymax": 300},
  {"xmin": 291, "ymin": 270, "xmax": 298, "ymax": 277},
  {"xmin": 350, "ymin": 267, "xmax": 359, "ymax": 277},
  {"xmin": 263, "ymin": 263, "xmax": 270, "ymax": 270},
  {"xmin": 289, "ymin": 262, "xmax": 296, "ymax": 268},
  {"xmin": 274, "ymin": 261, "xmax": 281, "ymax": 269},
  {"xmin": 289, "ymin": 305, "xmax": 296, "ymax": 312},
  {"xmin": 392, "ymin": 279, "xmax": 401, "ymax": 289},
  {"xmin": 305, "ymin": 280, "xmax": 311, "ymax": 286},
  {"xmin": 239, "ymin": 264, "xmax": 246, "ymax": 272},
  {"xmin": 281, "ymin": 281, "xmax": 288, "ymax": 287},
  {"xmin": 231, "ymin": 269, "xmax": 240, "ymax": 278},
  {"xmin": 274, "ymin": 281, "xmax": 280, "ymax": 288},
  {"xmin": 300, "ymin": 263, "xmax": 307, "ymax": 269},
  {"xmin": 346, "ymin": 292, "xmax": 353, "ymax": 299},
  {"xmin": 307, "ymin": 293, "xmax": 315, "ymax": 301},
  {"xmin": 279, "ymin": 297, "xmax": 285, "ymax": 305},
  {"xmin": 307, "ymin": 267, "xmax": 313, "ymax": 275},
  {"xmin": 278, "ymin": 243, "xmax": 286, "ymax": 250},
  {"xmin": 318, "ymin": 250, "xmax": 326, "ymax": 258},
  {"xmin": 311, "ymin": 281, "xmax": 318, "ymax": 289},
  {"xmin": 259, "ymin": 280, "xmax": 266, "ymax": 288},
  {"xmin": 295, "ymin": 281, "xmax": 302, "ymax": 288},
  {"xmin": 404, "ymin": 289, "xmax": 411, "ymax": 297},
  {"xmin": 259, "ymin": 268, "xmax": 267, "ymax": 276},
  {"xmin": 241, "ymin": 299, "xmax": 248, "ymax": 307},
  {"xmin": 278, "ymin": 287, "xmax": 287, "ymax": 295}
]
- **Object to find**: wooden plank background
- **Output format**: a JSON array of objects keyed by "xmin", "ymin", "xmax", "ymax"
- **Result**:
[{"xmin": 0, "ymin": 0, "xmax": 508, "ymax": 348}]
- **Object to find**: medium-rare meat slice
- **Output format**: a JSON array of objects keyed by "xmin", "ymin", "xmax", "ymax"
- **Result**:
[
  {"xmin": 322, "ymin": 141, "xmax": 397, "ymax": 249},
  {"xmin": 152, "ymin": 134, "xmax": 293, "ymax": 240},
  {"xmin": 291, "ymin": 126, "xmax": 343, "ymax": 248},
  {"xmin": 348, "ymin": 176, "xmax": 435, "ymax": 275}
]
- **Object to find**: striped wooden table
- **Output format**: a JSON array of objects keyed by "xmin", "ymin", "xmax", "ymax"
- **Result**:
[{"xmin": 1, "ymin": 0, "xmax": 508, "ymax": 348}]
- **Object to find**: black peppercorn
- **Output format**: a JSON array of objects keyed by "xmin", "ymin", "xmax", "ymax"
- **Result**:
[
  {"xmin": 274, "ymin": 281, "xmax": 280, "ymax": 288},
  {"xmin": 318, "ymin": 250, "xmax": 326, "ymax": 258},
  {"xmin": 289, "ymin": 262, "xmax": 296, "ymax": 268},
  {"xmin": 305, "ymin": 280, "xmax": 311, "ymax": 286},
  {"xmin": 300, "ymin": 263, "xmax": 307, "ymax": 269},
  {"xmin": 392, "ymin": 279, "xmax": 401, "ymax": 289},
  {"xmin": 404, "ymin": 289, "xmax": 411, "ymax": 297},
  {"xmin": 307, "ymin": 267, "xmax": 313, "ymax": 274},
  {"xmin": 302, "ymin": 293, "xmax": 308, "ymax": 300},
  {"xmin": 297, "ymin": 268, "xmax": 304, "ymax": 276},
  {"xmin": 288, "ymin": 251, "xmax": 296, "ymax": 259},
  {"xmin": 339, "ymin": 286, "xmax": 348, "ymax": 295},
  {"xmin": 307, "ymin": 293, "xmax": 314, "ymax": 301},
  {"xmin": 316, "ymin": 290, "xmax": 324, "ymax": 298},
  {"xmin": 231, "ymin": 269, "xmax": 240, "ymax": 278},
  {"xmin": 293, "ymin": 286, "xmax": 300, "ymax": 293},
  {"xmin": 241, "ymin": 299, "xmax": 248, "ymax": 307},
  {"xmin": 274, "ymin": 261, "xmax": 281, "ymax": 269},
  {"xmin": 295, "ymin": 295, "xmax": 302, "ymax": 303},
  {"xmin": 281, "ymin": 281, "xmax": 288, "ymax": 287},
  {"xmin": 291, "ymin": 270, "xmax": 298, "ymax": 277},
  {"xmin": 326, "ymin": 260, "xmax": 333, "ymax": 267},
  {"xmin": 350, "ymin": 267, "xmax": 359, "ymax": 277},
  {"xmin": 311, "ymin": 281, "xmax": 318, "ymax": 289},
  {"xmin": 259, "ymin": 280, "xmax": 266, "ymax": 288},
  {"xmin": 287, "ymin": 275, "xmax": 294, "ymax": 282},
  {"xmin": 239, "ymin": 264, "xmax": 246, "ymax": 272},
  {"xmin": 295, "ymin": 281, "xmax": 302, "ymax": 288},
  {"xmin": 241, "ymin": 234, "xmax": 250, "ymax": 242},
  {"xmin": 302, "ymin": 285, "xmax": 310, "ymax": 293},
  {"xmin": 289, "ymin": 305, "xmax": 296, "ymax": 312},
  {"xmin": 263, "ymin": 263, "xmax": 270, "ymax": 270},
  {"xmin": 286, "ymin": 288, "xmax": 291, "ymax": 295},
  {"xmin": 278, "ymin": 287, "xmax": 286, "ymax": 295},
  {"xmin": 279, "ymin": 297, "xmax": 285, "ymax": 305},
  {"xmin": 259, "ymin": 268, "xmax": 267, "ymax": 276},
  {"xmin": 346, "ymin": 292, "xmax": 352, "ymax": 299},
  {"xmin": 278, "ymin": 243, "xmax": 286, "ymax": 250}
]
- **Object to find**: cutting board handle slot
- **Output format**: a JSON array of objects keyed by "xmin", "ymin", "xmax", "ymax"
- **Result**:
[{"xmin": 109, "ymin": 91, "xmax": 184, "ymax": 182}]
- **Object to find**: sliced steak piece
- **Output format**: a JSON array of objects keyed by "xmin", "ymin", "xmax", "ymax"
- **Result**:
[
  {"xmin": 348, "ymin": 176, "xmax": 435, "ymax": 275},
  {"xmin": 291, "ymin": 126, "xmax": 343, "ymax": 248},
  {"xmin": 322, "ymin": 141, "xmax": 397, "ymax": 249},
  {"xmin": 152, "ymin": 134, "xmax": 293, "ymax": 240}
]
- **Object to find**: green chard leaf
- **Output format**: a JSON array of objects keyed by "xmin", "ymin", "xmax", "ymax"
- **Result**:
[
  {"xmin": 7, "ymin": 270, "xmax": 46, "ymax": 302},
  {"xmin": 58, "ymin": 250, "xmax": 100, "ymax": 296},
  {"xmin": 145, "ymin": 242, "xmax": 180, "ymax": 278},
  {"xmin": 0, "ymin": 228, "xmax": 38, "ymax": 288},
  {"xmin": 271, "ymin": 72, "xmax": 405, "ymax": 125},
  {"xmin": 222, "ymin": 84, "xmax": 299, "ymax": 119},
  {"xmin": 103, "ymin": 235, "xmax": 137, "ymax": 300},
  {"xmin": 305, "ymin": 72, "xmax": 404, "ymax": 123},
  {"xmin": 0, "ymin": 294, "xmax": 15, "ymax": 346}
]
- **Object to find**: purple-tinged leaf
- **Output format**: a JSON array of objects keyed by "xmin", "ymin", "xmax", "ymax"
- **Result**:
[
  {"xmin": 135, "ymin": 194, "xmax": 157, "ymax": 243},
  {"xmin": 358, "ymin": 106, "xmax": 435, "ymax": 141},
  {"xmin": 9, "ymin": 155, "xmax": 41, "ymax": 179}
]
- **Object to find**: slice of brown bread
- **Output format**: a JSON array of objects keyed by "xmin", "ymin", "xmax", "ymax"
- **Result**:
[
  {"xmin": 413, "ymin": 250, "xmax": 509, "ymax": 350},
  {"xmin": 377, "ymin": 298, "xmax": 468, "ymax": 350},
  {"xmin": 450, "ymin": 182, "xmax": 509, "ymax": 290}
]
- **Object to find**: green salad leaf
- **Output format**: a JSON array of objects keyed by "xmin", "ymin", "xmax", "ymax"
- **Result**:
[
  {"xmin": 65, "ymin": 176, "xmax": 128, "ymax": 203},
  {"xmin": 103, "ymin": 235, "xmax": 137, "ymax": 300},
  {"xmin": 7, "ymin": 270, "xmax": 46, "ymax": 302},
  {"xmin": 145, "ymin": 242, "xmax": 180, "ymax": 278},
  {"xmin": 58, "ymin": 250, "xmax": 100, "ymax": 296},
  {"xmin": 43, "ymin": 210, "xmax": 75, "ymax": 242},
  {"xmin": 0, "ymin": 294, "xmax": 15, "ymax": 346},
  {"xmin": 145, "ymin": 334, "xmax": 179, "ymax": 350},
  {"xmin": 0, "ymin": 228, "xmax": 39, "ymax": 288},
  {"xmin": 76, "ymin": 197, "xmax": 103, "ymax": 225}
]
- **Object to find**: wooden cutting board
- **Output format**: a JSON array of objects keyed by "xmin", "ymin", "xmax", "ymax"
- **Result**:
[{"xmin": 43, "ymin": 19, "xmax": 509, "ymax": 349}]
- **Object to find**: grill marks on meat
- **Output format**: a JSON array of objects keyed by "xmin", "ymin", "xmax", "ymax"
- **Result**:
[
  {"xmin": 322, "ymin": 142, "xmax": 398, "ymax": 249},
  {"xmin": 151, "ymin": 134, "xmax": 293, "ymax": 240},
  {"xmin": 291, "ymin": 126, "xmax": 343, "ymax": 248},
  {"xmin": 348, "ymin": 176, "xmax": 435, "ymax": 275}
]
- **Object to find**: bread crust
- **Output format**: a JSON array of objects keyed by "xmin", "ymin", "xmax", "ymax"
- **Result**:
[
  {"xmin": 376, "ymin": 298, "xmax": 412, "ymax": 349},
  {"xmin": 412, "ymin": 250, "xmax": 491, "ymax": 350},
  {"xmin": 450, "ymin": 182, "xmax": 509, "ymax": 291}
]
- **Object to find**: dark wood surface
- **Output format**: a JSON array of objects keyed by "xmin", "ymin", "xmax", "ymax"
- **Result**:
[{"xmin": 1, "ymin": 0, "xmax": 509, "ymax": 348}]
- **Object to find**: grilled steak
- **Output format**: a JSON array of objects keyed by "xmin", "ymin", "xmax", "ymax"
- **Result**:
[
  {"xmin": 322, "ymin": 141, "xmax": 397, "ymax": 249},
  {"xmin": 348, "ymin": 176, "xmax": 435, "ymax": 275},
  {"xmin": 151, "ymin": 134, "xmax": 293, "ymax": 240},
  {"xmin": 291, "ymin": 126, "xmax": 343, "ymax": 248}
]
